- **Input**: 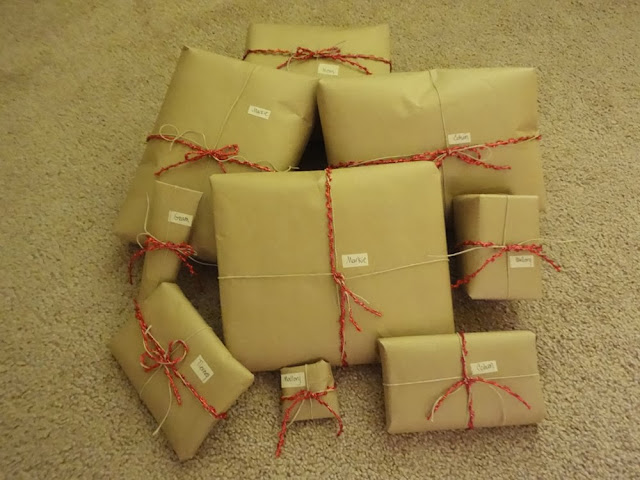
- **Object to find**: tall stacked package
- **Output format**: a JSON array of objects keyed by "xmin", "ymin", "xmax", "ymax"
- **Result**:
[
  {"xmin": 211, "ymin": 162, "xmax": 454, "ymax": 372},
  {"xmin": 114, "ymin": 47, "xmax": 317, "ymax": 260}
]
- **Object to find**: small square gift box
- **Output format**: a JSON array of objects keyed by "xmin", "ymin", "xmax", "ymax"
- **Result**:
[
  {"xmin": 378, "ymin": 331, "xmax": 545, "ymax": 434},
  {"xmin": 275, "ymin": 360, "xmax": 341, "ymax": 457},
  {"xmin": 110, "ymin": 282, "xmax": 254, "ymax": 460},
  {"xmin": 243, "ymin": 24, "xmax": 392, "ymax": 78},
  {"xmin": 452, "ymin": 194, "xmax": 562, "ymax": 299}
]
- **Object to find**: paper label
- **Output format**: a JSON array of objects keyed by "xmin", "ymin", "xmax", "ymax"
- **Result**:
[
  {"xmin": 190, "ymin": 355, "xmax": 214, "ymax": 384},
  {"xmin": 341, "ymin": 253, "xmax": 369, "ymax": 268},
  {"xmin": 447, "ymin": 132, "xmax": 472, "ymax": 145},
  {"xmin": 281, "ymin": 372, "xmax": 306, "ymax": 388},
  {"xmin": 470, "ymin": 360, "xmax": 498, "ymax": 376},
  {"xmin": 248, "ymin": 105, "xmax": 271, "ymax": 120},
  {"xmin": 509, "ymin": 255, "xmax": 535, "ymax": 269},
  {"xmin": 318, "ymin": 63, "xmax": 340, "ymax": 76},
  {"xmin": 168, "ymin": 210, "xmax": 193, "ymax": 227}
]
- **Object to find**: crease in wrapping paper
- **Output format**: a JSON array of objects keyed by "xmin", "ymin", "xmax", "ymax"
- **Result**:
[
  {"xmin": 212, "ymin": 162, "xmax": 454, "ymax": 372},
  {"xmin": 113, "ymin": 47, "xmax": 317, "ymax": 261}
]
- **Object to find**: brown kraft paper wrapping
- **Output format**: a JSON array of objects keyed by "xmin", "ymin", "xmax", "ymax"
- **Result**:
[
  {"xmin": 109, "ymin": 283, "xmax": 254, "ymax": 461},
  {"xmin": 452, "ymin": 194, "xmax": 543, "ymax": 300},
  {"xmin": 280, "ymin": 360, "xmax": 338, "ymax": 422},
  {"xmin": 211, "ymin": 162, "xmax": 454, "ymax": 372},
  {"xmin": 113, "ymin": 46, "xmax": 317, "ymax": 261},
  {"xmin": 378, "ymin": 331, "xmax": 545, "ymax": 434},
  {"xmin": 243, "ymin": 24, "xmax": 392, "ymax": 78},
  {"xmin": 317, "ymin": 68, "xmax": 545, "ymax": 217},
  {"xmin": 135, "ymin": 181, "xmax": 203, "ymax": 301}
]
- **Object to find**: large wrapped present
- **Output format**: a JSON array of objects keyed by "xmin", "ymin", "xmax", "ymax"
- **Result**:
[
  {"xmin": 109, "ymin": 283, "xmax": 254, "ymax": 460},
  {"xmin": 243, "ymin": 24, "xmax": 392, "ymax": 78},
  {"xmin": 211, "ymin": 162, "xmax": 454, "ymax": 372},
  {"xmin": 276, "ymin": 359, "xmax": 341, "ymax": 457},
  {"xmin": 128, "ymin": 180, "xmax": 202, "ymax": 300},
  {"xmin": 317, "ymin": 68, "xmax": 545, "ymax": 217},
  {"xmin": 378, "ymin": 331, "xmax": 545, "ymax": 433},
  {"xmin": 452, "ymin": 194, "xmax": 561, "ymax": 299},
  {"xmin": 114, "ymin": 47, "xmax": 317, "ymax": 261}
]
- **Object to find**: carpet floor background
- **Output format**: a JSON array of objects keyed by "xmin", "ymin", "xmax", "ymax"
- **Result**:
[{"xmin": 1, "ymin": 1, "xmax": 638, "ymax": 478}]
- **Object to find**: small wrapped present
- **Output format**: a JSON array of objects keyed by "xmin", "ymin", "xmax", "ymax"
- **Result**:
[
  {"xmin": 276, "ymin": 360, "xmax": 341, "ymax": 457},
  {"xmin": 452, "ymin": 194, "xmax": 561, "ymax": 299},
  {"xmin": 211, "ymin": 162, "xmax": 454, "ymax": 372},
  {"xmin": 378, "ymin": 331, "xmax": 545, "ymax": 433},
  {"xmin": 128, "ymin": 180, "xmax": 202, "ymax": 300},
  {"xmin": 109, "ymin": 283, "xmax": 254, "ymax": 460},
  {"xmin": 317, "ymin": 68, "xmax": 545, "ymax": 217},
  {"xmin": 243, "ymin": 24, "xmax": 392, "ymax": 78},
  {"xmin": 114, "ymin": 46, "xmax": 317, "ymax": 261}
]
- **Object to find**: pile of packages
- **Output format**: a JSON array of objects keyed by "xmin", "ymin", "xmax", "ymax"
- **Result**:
[{"xmin": 110, "ymin": 24, "xmax": 561, "ymax": 461}]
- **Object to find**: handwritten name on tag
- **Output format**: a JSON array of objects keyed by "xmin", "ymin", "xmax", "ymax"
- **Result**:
[
  {"xmin": 248, "ymin": 105, "xmax": 271, "ymax": 120},
  {"xmin": 281, "ymin": 372, "xmax": 306, "ymax": 388},
  {"xmin": 190, "ymin": 355, "xmax": 214, "ymax": 384},
  {"xmin": 470, "ymin": 360, "xmax": 498, "ymax": 375},
  {"xmin": 341, "ymin": 253, "xmax": 369, "ymax": 268},
  {"xmin": 509, "ymin": 255, "xmax": 535, "ymax": 269},
  {"xmin": 318, "ymin": 63, "xmax": 340, "ymax": 76},
  {"xmin": 447, "ymin": 132, "xmax": 472, "ymax": 145},
  {"xmin": 168, "ymin": 210, "xmax": 193, "ymax": 227}
]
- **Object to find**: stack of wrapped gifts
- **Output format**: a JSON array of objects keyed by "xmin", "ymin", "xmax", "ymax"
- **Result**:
[{"xmin": 110, "ymin": 23, "xmax": 562, "ymax": 460}]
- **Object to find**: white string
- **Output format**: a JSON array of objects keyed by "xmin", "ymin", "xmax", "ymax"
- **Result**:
[{"xmin": 382, "ymin": 373, "xmax": 539, "ymax": 387}]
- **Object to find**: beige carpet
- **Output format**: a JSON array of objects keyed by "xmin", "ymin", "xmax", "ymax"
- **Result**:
[{"xmin": 1, "ymin": 0, "xmax": 638, "ymax": 478}]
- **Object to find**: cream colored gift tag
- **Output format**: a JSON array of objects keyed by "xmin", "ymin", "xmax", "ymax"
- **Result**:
[
  {"xmin": 470, "ymin": 360, "xmax": 498, "ymax": 375},
  {"xmin": 509, "ymin": 255, "xmax": 535, "ymax": 269},
  {"xmin": 281, "ymin": 372, "xmax": 306, "ymax": 388},
  {"xmin": 342, "ymin": 253, "xmax": 369, "ymax": 268},
  {"xmin": 190, "ymin": 355, "xmax": 214, "ymax": 383}
]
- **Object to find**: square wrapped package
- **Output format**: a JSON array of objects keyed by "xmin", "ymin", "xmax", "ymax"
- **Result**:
[
  {"xmin": 452, "ymin": 194, "xmax": 561, "ymax": 299},
  {"xmin": 211, "ymin": 162, "xmax": 454, "ymax": 372},
  {"xmin": 110, "ymin": 283, "xmax": 254, "ymax": 460},
  {"xmin": 280, "ymin": 360, "xmax": 339, "ymax": 422},
  {"xmin": 379, "ymin": 331, "xmax": 545, "ymax": 434},
  {"xmin": 243, "ymin": 24, "xmax": 392, "ymax": 78},
  {"xmin": 317, "ymin": 69, "xmax": 545, "ymax": 217},
  {"xmin": 114, "ymin": 46, "xmax": 317, "ymax": 261},
  {"xmin": 131, "ymin": 181, "xmax": 203, "ymax": 301}
]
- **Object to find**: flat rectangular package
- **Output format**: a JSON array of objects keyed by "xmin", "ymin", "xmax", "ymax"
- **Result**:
[
  {"xmin": 113, "ymin": 47, "xmax": 317, "ymax": 261},
  {"xmin": 211, "ymin": 162, "xmax": 454, "ymax": 372},
  {"xmin": 378, "ymin": 331, "xmax": 545, "ymax": 434},
  {"xmin": 244, "ymin": 24, "xmax": 392, "ymax": 78},
  {"xmin": 110, "ymin": 283, "xmax": 254, "ymax": 460},
  {"xmin": 317, "ymin": 69, "xmax": 545, "ymax": 217},
  {"xmin": 280, "ymin": 360, "xmax": 339, "ymax": 421},
  {"xmin": 453, "ymin": 194, "xmax": 543, "ymax": 299}
]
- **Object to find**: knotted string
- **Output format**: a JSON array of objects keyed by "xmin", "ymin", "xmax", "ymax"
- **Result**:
[
  {"xmin": 134, "ymin": 301, "xmax": 226, "ymax": 435},
  {"xmin": 128, "ymin": 236, "xmax": 196, "ymax": 285},
  {"xmin": 325, "ymin": 167, "xmax": 382, "ymax": 366},
  {"xmin": 426, "ymin": 332, "xmax": 531, "ymax": 429},
  {"xmin": 244, "ymin": 46, "xmax": 392, "ymax": 75},
  {"xmin": 450, "ymin": 240, "xmax": 562, "ymax": 289},
  {"xmin": 275, "ymin": 384, "xmax": 342, "ymax": 458}
]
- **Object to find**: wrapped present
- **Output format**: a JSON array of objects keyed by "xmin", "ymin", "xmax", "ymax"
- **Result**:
[
  {"xmin": 113, "ymin": 46, "xmax": 317, "ymax": 261},
  {"xmin": 109, "ymin": 282, "xmax": 254, "ymax": 460},
  {"xmin": 243, "ymin": 24, "xmax": 392, "ymax": 78},
  {"xmin": 276, "ymin": 359, "xmax": 341, "ymax": 457},
  {"xmin": 378, "ymin": 331, "xmax": 545, "ymax": 433},
  {"xmin": 211, "ymin": 162, "xmax": 454, "ymax": 372},
  {"xmin": 452, "ymin": 194, "xmax": 561, "ymax": 299},
  {"xmin": 317, "ymin": 68, "xmax": 545, "ymax": 217},
  {"xmin": 128, "ymin": 181, "xmax": 202, "ymax": 300}
]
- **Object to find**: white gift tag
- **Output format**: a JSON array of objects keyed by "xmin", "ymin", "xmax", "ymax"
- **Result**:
[
  {"xmin": 248, "ymin": 105, "xmax": 271, "ymax": 120},
  {"xmin": 190, "ymin": 355, "xmax": 214, "ymax": 384},
  {"xmin": 341, "ymin": 253, "xmax": 369, "ymax": 268},
  {"xmin": 318, "ymin": 63, "xmax": 340, "ymax": 76},
  {"xmin": 447, "ymin": 132, "xmax": 472, "ymax": 145},
  {"xmin": 470, "ymin": 360, "xmax": 498, "ymax": 375},
  {"xmin": 281, "ymin": 372, "xmax": 306, "ymax": 388},
  {"xmin": 168, "ymin": 210, "xmax": 193, "ymax": 227},
  {"xmin": 509, "ymin": 255, "xmax": 535, "ymax": 269}
]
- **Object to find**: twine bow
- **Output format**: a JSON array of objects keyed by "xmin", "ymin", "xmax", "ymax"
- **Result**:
[
  {"xmin": 128, "ymin": 236, "xmax": 196, "ymax": 284},
  {"xmin": 275, "ymin": 385, "xmax": 343, "ymax": 458},
  {"xmin": 426, "ymin": 332, "xmax": 531, "ymax": 429},
  {"xmin": 451, "ymin": 240, "xmax": 562, "ymax": 289}
]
